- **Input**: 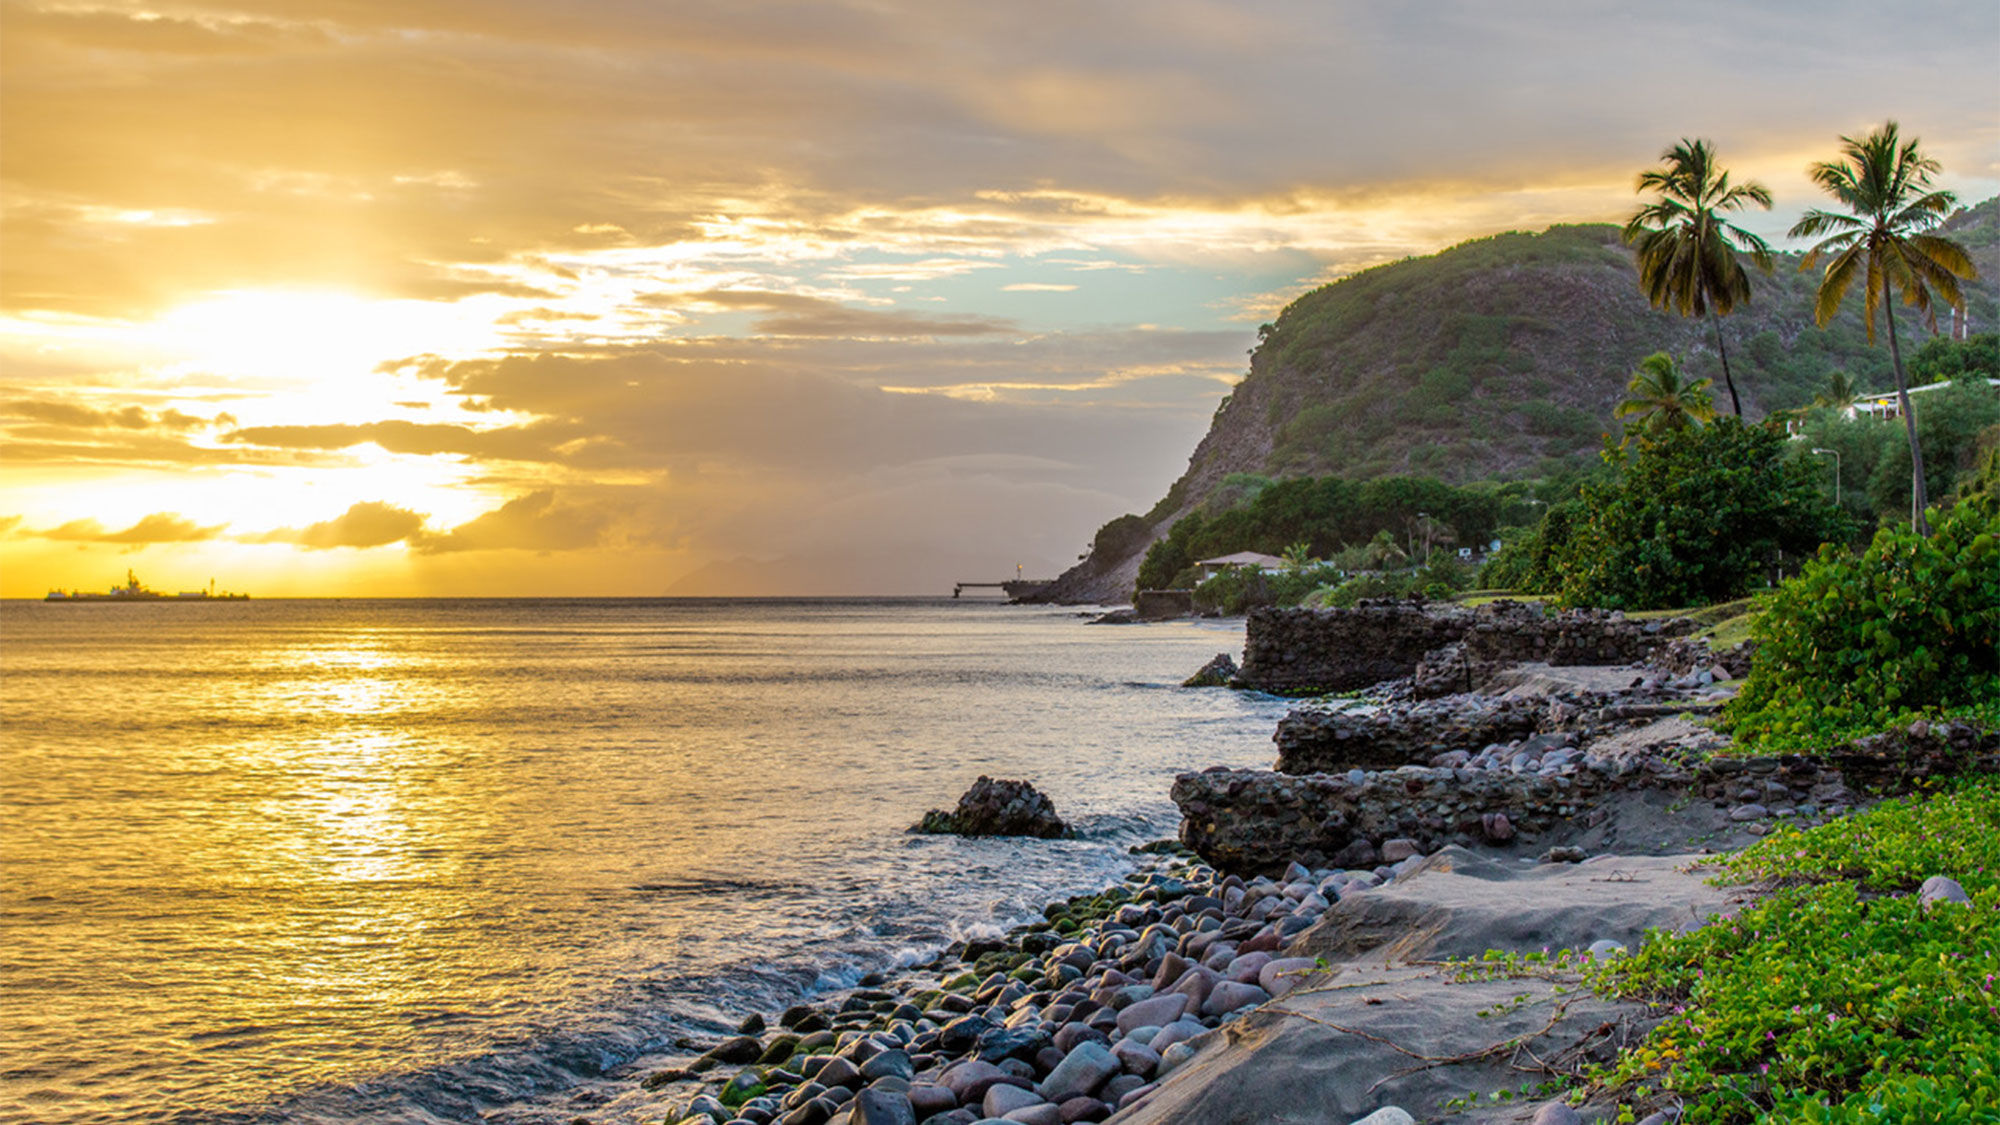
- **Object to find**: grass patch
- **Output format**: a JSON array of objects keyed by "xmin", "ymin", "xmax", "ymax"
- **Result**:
[
  {"xmin": 1583, "ymin": 777, "xmax": 2000, "ymax": 1123},
  {"xmin": 1458, "ymin": 590, "xmax": 1552, "ymax": 607}
]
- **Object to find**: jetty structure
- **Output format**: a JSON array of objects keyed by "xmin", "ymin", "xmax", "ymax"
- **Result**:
[
  {"xmin": 952, "ymin": 564, "xmax": 1052, "ymax": 600},
  {"xmin": 46, "ymin": 570, "xmax": 248, "ymax": 601}
]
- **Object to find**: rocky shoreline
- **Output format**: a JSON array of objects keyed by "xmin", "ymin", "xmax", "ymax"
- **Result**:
[{"xmin": 623, "ymin": 600, "xmax": 1995, "ymax": 1125}]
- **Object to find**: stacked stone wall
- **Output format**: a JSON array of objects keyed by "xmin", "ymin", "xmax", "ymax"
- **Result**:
[
  {"xmin": 1274, "ymin": 696, "xmax": 1548, "ymax": 773},
  {"xmin": 1235, "ymin": 602, "xmax": 1468, "ymax": 695},
  {"xmin": 1237, "ymin": 600, "xmax": 1694, "ymax": 697},
  {"xmin": 1173, "ymin": 720, "xmax": 1999, "ymax": 875}
]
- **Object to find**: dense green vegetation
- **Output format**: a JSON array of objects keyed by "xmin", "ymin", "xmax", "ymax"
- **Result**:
[
  {"xmin": 1586, "ymin": 779, "xmax": 2000, "ymax": 1123},
  {"xmin": 1788, "ymin": 367, "xmax": 2000, "ymax": 529},
  {"xmin": 1129, "ymin": 339, "xmax": 1994, "ymax": 614},
  {"xmin": 1487, "ymin": 420, "xmax": 1846, "ymax": 610},
  {"xmin": 1724, "ymin": 501, "xmax": 2000, "ymax": 750},
  {"xmin": 1134, "ymin": 474, "xmax": 1532, "ymax": 592},
  {"xmin": 1175, "ymin": 201, "xmax": 1997, "ymax": 502}
]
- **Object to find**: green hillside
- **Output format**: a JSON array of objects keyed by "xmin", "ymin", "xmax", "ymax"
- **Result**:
[
  {"xmin": 1037, "ymin": 199, "xmax": 1998, "ymax": 602},
  {"xmin": 1229, "ymin": 205, "xmax": 1993, "ymax": 494}
]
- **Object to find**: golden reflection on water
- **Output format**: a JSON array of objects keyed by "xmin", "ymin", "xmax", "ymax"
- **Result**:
[
  {"xmin": 0, "ymin": 599, "xmax": 1282, "ymax": 1124},
  {"xmin": 226, "ymin": 637, "xmax": 511, "ymax": 1043}
]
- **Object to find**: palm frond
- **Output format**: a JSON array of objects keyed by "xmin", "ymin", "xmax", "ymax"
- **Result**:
[
  {"xmin": 1813, "ymin": 246, "xmax": 1863, "ymax": 330},
  {"xmin": 1790, "ymin": 209, "xmax": 1862, "ymax": 241},
  {"xmin": 1905, "ymin": 233, "xmax": 1978, "ymax": 281}
]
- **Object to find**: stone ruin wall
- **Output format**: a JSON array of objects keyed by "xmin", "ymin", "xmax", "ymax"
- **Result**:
[
  {"xmin": 1235, "ymin": 600, "xmax": 1696, "ymax": 697},
  {"xmin": 1173, "ymin": 721, "xmax": 1999, "ymax": 875}
]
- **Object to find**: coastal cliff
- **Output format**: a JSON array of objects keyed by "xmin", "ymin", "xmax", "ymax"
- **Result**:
[{"xmin": 1039, "ymin": 201, "xmax": 2000, "ymax": 605}]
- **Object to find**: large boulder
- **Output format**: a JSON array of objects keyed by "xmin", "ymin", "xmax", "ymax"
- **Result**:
[
  {"xmin": 1182, "ymin": 653, "xmax": 1239, "ymax": 688},
  {"xmin": 916, "ymin": 776, "xmax": 1068, "ymax": 838}
]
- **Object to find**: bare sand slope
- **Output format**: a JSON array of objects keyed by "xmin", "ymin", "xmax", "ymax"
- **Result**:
[{"xmin": 1111, "ymin": 848, "xmax": 1754, "ymax": 1125}]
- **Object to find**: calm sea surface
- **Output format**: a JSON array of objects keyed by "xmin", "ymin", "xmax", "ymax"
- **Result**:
[{"xmin": 0, "ymin": 598, "xmax": 1287, "ymax": 1124}]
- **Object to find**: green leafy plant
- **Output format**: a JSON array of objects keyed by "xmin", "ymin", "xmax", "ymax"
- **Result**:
[
  {"xmin": 1549, "ymin": 418, "xmax": 1849, "ymax": 609},
  {"xmin": 1584, "ymin": 779, "xmax": 2000, "ymax": 1124},
  {"xmin": 1725, "ymin": 501, "xmax": 2000, "ymax": 749},
  {"xmin": 1615, "ymin": 351, "xmax": 1717, "ymax": 439},
  {"xmin": 1712, "ymin": 778, "xmax": 2000, "ymax": 892}
]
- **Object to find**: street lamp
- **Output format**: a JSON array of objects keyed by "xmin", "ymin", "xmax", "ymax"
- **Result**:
[{"xmin": 1810, "ymin": 448, "xmax": 1841, "ymax": 506}]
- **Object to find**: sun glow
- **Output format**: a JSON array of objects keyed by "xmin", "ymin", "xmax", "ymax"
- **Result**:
[{"xmin": 151, "ymin": 290, "xmax": 507, "ymax": 412}]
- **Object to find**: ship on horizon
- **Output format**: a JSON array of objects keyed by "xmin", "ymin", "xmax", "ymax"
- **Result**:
[{"xmin": 45, "ymin": 570, "xmax": 249, "ymax": 602}]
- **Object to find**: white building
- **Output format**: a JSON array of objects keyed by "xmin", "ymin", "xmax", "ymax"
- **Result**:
[{"xmin": 1193, "ymin": 551, "xmax": 1289, "ymax": 580}]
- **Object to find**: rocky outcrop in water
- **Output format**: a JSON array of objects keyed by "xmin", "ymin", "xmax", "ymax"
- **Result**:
[
  {"xmin": 915, "ymin": 776, "xmax": 1068, "ymax": 839},
  {"xmin": 1181, "ymin": 654, "xmax": 1239, "ymax": 688}
]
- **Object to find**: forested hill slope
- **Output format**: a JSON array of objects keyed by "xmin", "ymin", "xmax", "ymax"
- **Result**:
[{"xmin": 1040, "ymin": 200, "xmax": 1999, "ymax": 603}]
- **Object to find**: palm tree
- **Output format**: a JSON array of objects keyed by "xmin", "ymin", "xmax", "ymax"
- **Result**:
[
  {"xmin": 1615, "ymin": 351, "xmax": 1716, "ymax": 439},
  {"xmin": 1791, "ymin": 121, "xmax": 1978, "ymax": 535},
  {"xmin": 1624, "ymin": 139, "xmax": 1775, "ymax": 416},
  {"xmin": 1811, "ymin": 370, "xmax": 1860, "ymax": 411}
]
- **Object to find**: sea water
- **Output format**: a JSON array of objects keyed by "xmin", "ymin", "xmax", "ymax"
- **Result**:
[{"xmin": 0, "ymin": 598, "xmax": 1289, "ymax": 1123}]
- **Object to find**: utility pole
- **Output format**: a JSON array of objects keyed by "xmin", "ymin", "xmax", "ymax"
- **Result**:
[{"xmin": 1810, "ymin": 448, "xmax": 1841, "ymax": 507}]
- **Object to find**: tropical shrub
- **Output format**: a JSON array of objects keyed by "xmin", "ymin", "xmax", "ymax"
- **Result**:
[
  {"xmin": 1550, "ymin": 419, "xmax": 1848, "ymax": 609},
  {"xmin": 1725, "ymin": 502, "xmax": 2000, "ymax": 748},
  {"xmin": 1865, "ymin": 377, "xmax": 2000, "ymax": 520},
  {"xmin": 1087, "ymin": 513, "xmax": 1153, "ymax": 567},
  {"xmin": 1301, "ymin": 556, "xmax": 1476, "ymax": 608},
  {"xmin": 1134, "ymin": 474, "xmax": 1531, "ymax": 593},
  {"xmin": 1586, "ymin": 778, "xmax": 2000, "ymax": 1124},
  {"xmin": 1958, "ymin": 424, "xmax": 2000, "ymax": 515},
  {"xmin": 1189, "ymin": 563, "xmax": 1345, "ymax": 614},
  {"xmin": 1476, "ymin": 500, "xmax": 1581, "ymax": 593}
]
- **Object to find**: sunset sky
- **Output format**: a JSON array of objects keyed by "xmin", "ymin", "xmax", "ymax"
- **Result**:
[{"xmin": 4, "ymin": 0, "xmax": 1996, "ymax": 596}]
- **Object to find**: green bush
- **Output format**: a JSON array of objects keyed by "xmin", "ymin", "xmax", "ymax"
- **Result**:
[
  {"xmin": 1550, "ymin": 419, "xmax": 1848, "ymax": 610},
  {"xmin": 1726, "ymin": 502, "xmax": 2000, "ymax": 749},
  {"xmin": 1085, "ymin": 513, "xmax": 1152, "ymax": 570},
  {"xmin": 1299, "ymin": 557, "xmax": 1474, "ymax": 608},
  {"xmin": 1303, "ymin": 572, "xmax": 1403, "ymax": 607},
  {"xmin": 1587, "ymin": 779, "xmax": 2000, "ymax": 1124},
  {"xmin": 1190, "ymin": 563, "xmax": 1347, "ymax": 614},
  {"xmin": 1713, "ymin": 779, "xmax": 2000, "ymax": 892},
  {"xmin": 1477, "ymin": 501, "xmax": 1581, "ymax": 593}
]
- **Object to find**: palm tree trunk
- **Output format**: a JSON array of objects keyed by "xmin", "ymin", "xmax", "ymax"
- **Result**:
[
  {"xmin": 1882, "ymin": 280, "xmax": 1930, "ymax": 535},
  {"xmin": 1711, "ymin": 315, "xmax": 1742, "ymax": 415}
]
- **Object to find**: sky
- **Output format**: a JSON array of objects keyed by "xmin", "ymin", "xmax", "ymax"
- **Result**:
[{"xmin": 3, "ymin": 0, "xmax": 1997, "ymax": 597}]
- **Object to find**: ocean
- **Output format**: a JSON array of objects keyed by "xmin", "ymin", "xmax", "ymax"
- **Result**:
[{"xmin": 0, "ymin": 598, "xmax": 1289, "ymax": 1123}]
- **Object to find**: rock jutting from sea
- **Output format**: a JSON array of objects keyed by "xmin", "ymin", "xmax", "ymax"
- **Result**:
[{"xmin": 914, "ymin": 776, "xmax": 1068, "ymax": 839}]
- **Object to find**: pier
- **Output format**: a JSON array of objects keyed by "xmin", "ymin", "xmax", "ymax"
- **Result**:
[{"xmin": 952, "ymin": 578, "xmax": 1054, "ymax": 600}]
